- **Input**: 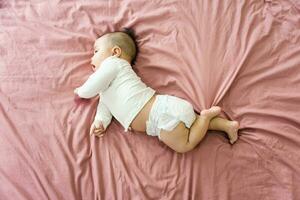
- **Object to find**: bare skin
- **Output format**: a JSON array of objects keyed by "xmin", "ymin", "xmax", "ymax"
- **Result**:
[{"xmin": 208, "ymin": 117, "xmax": 239, "ymax": 144}]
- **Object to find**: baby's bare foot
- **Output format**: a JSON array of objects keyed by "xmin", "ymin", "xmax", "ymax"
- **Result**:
[
  {"xmin": 200, "ymin": 106, "xmax": 221, "ymax": 119},
  {"xmin": 225, "ymin": 121, "xmax": 239, "ymax": 144}
]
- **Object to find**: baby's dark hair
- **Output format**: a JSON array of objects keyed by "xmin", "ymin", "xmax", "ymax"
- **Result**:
[
  {"xmin": 120, "ymin": 27, "xmax": 139, "ymax": 66},
  {"xmin": 106, "ymin": 27, "xmax": 139, "ymax": 66}
]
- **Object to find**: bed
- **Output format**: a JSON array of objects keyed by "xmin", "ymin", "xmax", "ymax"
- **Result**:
[{"xmin": 0, "ymin": 0, "xmax": 300, "ymax": 199}]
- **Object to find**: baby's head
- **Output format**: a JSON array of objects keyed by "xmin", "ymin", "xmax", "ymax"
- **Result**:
[{"xmin": 91, "ymin": 28, "xmax": 138, "ymax": 71}]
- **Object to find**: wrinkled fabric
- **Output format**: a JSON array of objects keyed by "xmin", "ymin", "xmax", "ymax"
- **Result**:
[{"xmin": 0, "ymin": 0, "xmax": 300, "ymax": 199}]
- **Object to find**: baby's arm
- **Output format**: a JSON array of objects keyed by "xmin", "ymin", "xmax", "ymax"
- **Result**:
[
  {"xmin": 75, "ymin": 58, "xmax": 120, "ymax": 98},
  {"xmin": 94, "ymin": 97, "xmax": 113, "ymax": 130}
]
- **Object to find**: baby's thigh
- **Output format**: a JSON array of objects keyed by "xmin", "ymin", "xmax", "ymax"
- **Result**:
[{"xmin": 159, "ymin": 122, "xmax": 189, "ymax": 152}]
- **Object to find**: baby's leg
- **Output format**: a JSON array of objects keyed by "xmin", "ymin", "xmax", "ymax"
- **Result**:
[
  {"xmin": 160, "ymin": 106, "xmax": 221, "ymax": 153},
  {"xmin": 186, "ymin": 106, "xmax": 221, "ymax": 148},
  {"xmin": 208, "ymin": 117, "xmax": 239, "ymax": 144}
]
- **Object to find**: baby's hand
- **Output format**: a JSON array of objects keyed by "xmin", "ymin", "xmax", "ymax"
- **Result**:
[
  {"xmin": 90, "ymin": 120, "xmax": 106, "ymax": 137},
  {"xmin": 74, "ymin": 88, "xmax": 79, "ymax": 95}
]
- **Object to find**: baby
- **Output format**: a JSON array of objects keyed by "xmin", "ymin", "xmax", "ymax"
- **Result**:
[{"xmin": 74, "ymin": 28, "xmax": 239, "ymax": 153}]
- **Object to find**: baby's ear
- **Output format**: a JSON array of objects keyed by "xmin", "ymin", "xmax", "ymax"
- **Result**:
[{"xmin": 111, "ymin": 45, "xmax": 122, "ymax": 57}]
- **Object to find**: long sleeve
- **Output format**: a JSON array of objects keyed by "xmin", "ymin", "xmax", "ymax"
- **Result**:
[
  {"xmin": 76, "ymin": 56, "xmax": 120, "ymax": 98},
  {"xmin": 94, "ymin": 97, "xmax": 113, "ymax": 130}
]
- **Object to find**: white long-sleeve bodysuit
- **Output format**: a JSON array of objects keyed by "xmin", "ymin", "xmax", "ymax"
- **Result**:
[{"xmin": 76, "ymin": 56, "xmax": 156, "ymax": 132}]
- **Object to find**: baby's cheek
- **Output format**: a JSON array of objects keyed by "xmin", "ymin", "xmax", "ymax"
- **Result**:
[{"xmin": 95, "ymin": 58, "xmax": 102, "ymax": 67}]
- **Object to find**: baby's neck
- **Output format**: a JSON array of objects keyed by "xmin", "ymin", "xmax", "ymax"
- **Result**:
[{"xmin": 119, "ymin": 55, "xmax": 131, "ymax": 65}]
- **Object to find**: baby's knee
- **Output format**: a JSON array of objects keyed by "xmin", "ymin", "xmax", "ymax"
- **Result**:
[
  {"xmin": 160, "ymin": 122, "xmax": 194, "ymax": 153},
  {"xmin": 175, "ymin": 142, "xmax": 195, "ymax": 154}
]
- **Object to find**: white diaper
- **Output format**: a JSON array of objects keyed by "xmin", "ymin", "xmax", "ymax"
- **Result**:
[{"xmin": 146, "ymin": 95, "xmax": 196, "ymax": 140}]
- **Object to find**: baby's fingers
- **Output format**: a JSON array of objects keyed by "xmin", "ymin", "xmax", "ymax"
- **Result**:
[
  {"xmin": 94, "ymin": 128, "xmax": 104, "ymax": 133},
  {"xmin": 94, "ymin": 132, "xmax": 105, "ymax": 138},
  {"xmin": 90, "ymin": 126, "xmax": 96, "ymax": 136}
]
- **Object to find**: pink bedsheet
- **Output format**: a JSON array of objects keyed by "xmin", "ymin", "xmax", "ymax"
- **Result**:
[{"xmin": 1, "ymin": 0, "xmax": 300, "ymax": 199}]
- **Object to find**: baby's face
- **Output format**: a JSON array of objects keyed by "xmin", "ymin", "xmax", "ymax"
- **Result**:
[{"xmin": 91, "ymin": 36, "xmax": 113, "ymax": 71}]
